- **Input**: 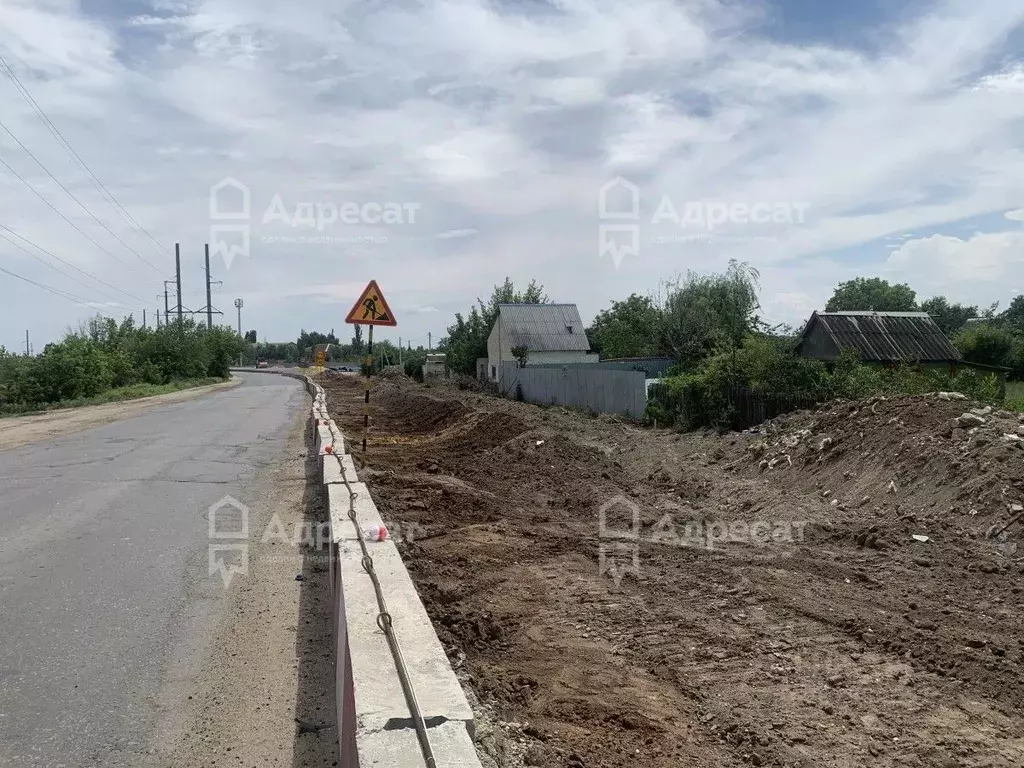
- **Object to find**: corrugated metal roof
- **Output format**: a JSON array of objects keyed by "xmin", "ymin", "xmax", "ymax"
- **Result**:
[
  {"xmin": 800, "ymin": 311, "xmax": 961, "ymax": 363},
  {"xmin": 496, "ymin": 303, "xmax": 591, "ymax": 352}
]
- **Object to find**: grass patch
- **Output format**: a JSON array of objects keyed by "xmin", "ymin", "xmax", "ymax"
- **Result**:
[
  {"xmin": 1006, "ymin": 380, "xmax": 1024, "ymax": 412},
  {"xmin": 0, "ymin": 377, "xmax": 227, "ymax": 417}
]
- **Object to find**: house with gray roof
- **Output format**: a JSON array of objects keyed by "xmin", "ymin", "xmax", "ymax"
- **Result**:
[
  {"xmin": 795, "ymin": 310, "xmax": 1013, "ymax": 392},
  {"xmin": 795, "ymin": 310, "xmax": 961, "ymax": 369},
  {"xmin": 486, "ymin": 303, "xmax": 597, "ymax": 383}
]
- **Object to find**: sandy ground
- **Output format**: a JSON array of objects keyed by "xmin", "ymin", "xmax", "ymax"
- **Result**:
[
  {"xmin": 324, "ymin": 374, "xmax": 1024, "ymax": 768},
  {"xmin": 160, "ymin": 408, "xmax": 339, "ymax": 768},
  {"xmin": 0, "ymin": 378, "xmax": 241, "ymax": 451}
]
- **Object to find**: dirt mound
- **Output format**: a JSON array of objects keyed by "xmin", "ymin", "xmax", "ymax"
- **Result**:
[
  {"xmin": 434, "ymin": 410, "xmax": 532, "ymax": 451},
  {"xmin": 372, "ymin": 382, "xmax": 470, "ymax": 433},
  {"xmin": 746, "ymin": 394, "xmax": 1024, "ymax": 529}
]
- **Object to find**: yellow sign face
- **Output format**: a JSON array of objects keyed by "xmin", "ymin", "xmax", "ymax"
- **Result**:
[
  {"xmin": 315, "ymin": 351, "xmax": 325, "ymax": 367},
  {"xmin": 344, "ymin": 280, "xmax": 397, "ymax": 326}
]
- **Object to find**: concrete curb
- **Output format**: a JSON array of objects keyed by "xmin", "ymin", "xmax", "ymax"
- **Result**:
[{"xmin": 232, "ymin": 368, "xmax": 483, "ymax": 766}]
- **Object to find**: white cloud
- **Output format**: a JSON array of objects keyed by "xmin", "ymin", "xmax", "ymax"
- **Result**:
[
  {"xmin": 3, "ymin": 0, "xmax": 1024, "ymax": 345},
  {"xmin": 436, "ymin": 228, "xmax": 478, "ymax": 240},
  {"xmin": 975, "ymin": 62, "xmax": 1024, "ymax": 92},
  {"xmin": 886, "ymin": 231, "xmax": 1024, "ymax": 304},
  {"xmin": 1005, "ymin": 209, "xmax": 1024, "ymax": 222}
]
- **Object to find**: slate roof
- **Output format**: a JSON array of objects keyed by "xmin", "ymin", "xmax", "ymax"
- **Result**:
[
  {"xmin": 797, "ymin": 311, "xmax": 961, "ymax": 363},
  {"xmin": 495, "ymin": 304, "xmax": 591, "ymax": 352}
]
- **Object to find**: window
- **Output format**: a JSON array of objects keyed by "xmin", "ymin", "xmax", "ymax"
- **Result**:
[{"xmin": 491, "ymin": 365, "xmax": 496, "ymax": 379}]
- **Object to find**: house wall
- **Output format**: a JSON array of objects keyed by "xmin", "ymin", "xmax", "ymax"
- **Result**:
[
  {"xmin": 798, "ymin": 324, "xmax": 840, "ymax": 360},
  {"xmin": 486, "ymin": 317, "xmax": 502, "ymax": 381}
]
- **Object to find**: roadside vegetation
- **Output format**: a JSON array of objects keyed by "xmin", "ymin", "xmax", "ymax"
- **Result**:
[
  {"xmin": 242, "ymin": 327, "xmax": 428, "ymax": 377},
  {"xmin": 1007, "ymin": 380, "xmax": 1024, "ymax": 412},
  {"xmin": 0, "ymin": 317, "xmax": 242, "ymax": 415},
  {"xmin": 431, "ymin": 263, "xmax": 1024, "ymax": 432},
  {"xmin": 604, "ymin": 266, "xmax": 1024, "ymax": 430}
]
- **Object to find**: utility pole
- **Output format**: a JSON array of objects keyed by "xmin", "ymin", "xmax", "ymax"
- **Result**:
[
  {"xmin": 399, "ymin": 337, "xmax": 402, "ymax": 367},
  {"xmin": 25, "ymin": 329, "xmax": 30, "ymax": 356},
  {"xmin": 204, "ymin": 244, "xmax": 213, "ymax": 330},
  {"xmin": 156, "ymin": 308, "xmax": 161, "ymax": 328},
  {"xmin": 428, "ymin": 332, "xmax": 432, "ymax": 352},
  {"xmin": 143, "ymin": 309, "xmax": 147, "ymax": 330},
  {"xmin": 175, "ymin": 242, "xmax": 183, "ymax": 324},
  {"xmin": 234, "ymin": 298, "xmax": 244, "ymax": 366}
]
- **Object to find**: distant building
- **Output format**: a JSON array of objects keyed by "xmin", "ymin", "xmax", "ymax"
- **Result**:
[
  {"xmin": 423, "ymin": 353, "xmax": 447, "ymax": 379},
  {"xmin": 486, "ymin": 303, "xmax": 597, "ymax": 384},
  {"xmin": 796, "ymin": 311, "xmax": 961, "ymax": 372}
]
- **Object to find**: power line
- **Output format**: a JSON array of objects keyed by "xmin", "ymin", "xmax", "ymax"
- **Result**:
[
  {"xmin": 0, "ymin": 224, "xmax": 142, "ymax": 303},
  {"xmin": 0, "ymin": 263, "xmax": 99, "ymax": 306},
  {"xmin": 0, "ymin": 119, "xmax": 164, "ymax": 274},
  {"xmin": 0, "ymin": 52, "xmax": 172, "ymax": 260},
  {"xmin": 0, "ymin": 155, "xmax": 148, "ymax": 277}
]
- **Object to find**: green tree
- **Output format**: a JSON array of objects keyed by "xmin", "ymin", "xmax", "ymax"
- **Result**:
[
  {"xmin": 825, "ymin": 277, "xmax": 917, "ymax": 312},
  {"xmin": 245, "ymin": 330, "xmax": 257, "ymax": 343},
  {"xmin": 297, "ymin": 329, "xmax": 340, "ymax": 361},
  {"xmin": 510, "ymin": 345, "xmax": 529, "ymax": 367},
  {"xmin": 351, "ymin": 325, "xmax": 364, "ymax": 357},
  {"xmin": 1003, "ymin": 295, "xmax": 1024, "ymax": 329},
  {"xmin": 586, "ymin": 294, "xmax": 663, "ymax": 359},
  {"xmin": 952, "ymin": 323, "xmax": 1016, "ymax": 368},
  {"xmin": 0, "ymin": 317, "xmax": 243, "ymax": 412},
  {"xmin": 919, "ymin": 296, "xmax": 977, "ymax": 336},
  {"xmin": 659, "ymin": 260, "xmax": 761, "ymax": 369},
  {"xmin": 439, "ymin": 277, "xmax": 547, "ymax": 375}
]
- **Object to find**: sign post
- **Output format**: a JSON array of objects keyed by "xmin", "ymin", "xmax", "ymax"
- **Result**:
[{"xmin": 344, "ymin": 280, "xmax": 397, "ymax": 453}]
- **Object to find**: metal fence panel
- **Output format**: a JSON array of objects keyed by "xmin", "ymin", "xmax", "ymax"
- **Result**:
[{"xmin": 499, "ymin": 362, "xmax": 646, "ymax": 418}]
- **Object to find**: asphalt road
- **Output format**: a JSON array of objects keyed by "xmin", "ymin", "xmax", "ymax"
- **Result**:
[{"xmin": 0, "ymin": 372, "xmax": 307, "ymax": 767}]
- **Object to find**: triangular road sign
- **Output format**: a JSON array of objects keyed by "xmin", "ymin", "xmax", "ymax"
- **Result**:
[{"xmin": 345, "ymin": 280, "xmax": 397, "ymax": 326}]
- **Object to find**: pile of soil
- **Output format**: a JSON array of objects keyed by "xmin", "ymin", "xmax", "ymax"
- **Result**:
[
  {"xmin": 373, "ymin": 386, "xmax": 470, "ymax": 434},
  {"xmin": 744, "ymin": 395, "xmax": 1024, "ymax": 558},
  {"xmin": 325, "ymin": 376, "xmax": 1024, "ymax": 768}
]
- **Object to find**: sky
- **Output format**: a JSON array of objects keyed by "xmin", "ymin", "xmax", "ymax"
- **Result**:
[{"xmin": 1, "ymin": 0, "xmax": 1024, "ymax": 352}]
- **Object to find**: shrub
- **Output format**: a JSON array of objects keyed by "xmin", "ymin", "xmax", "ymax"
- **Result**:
[
  {"xmin": 952, "ymin": 324, "xmax": 1016, "ymax": 369},
  {"xmin": 404, "ymin": 358, "xmax": 424, "ymax": 382},
  {"xmin": 646, "ymin": 338, "xmax": 1006, "ymax": 431},
  {"xmin": 0, "ymin": 316, "xmax": 244, "ymax": 410}
]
